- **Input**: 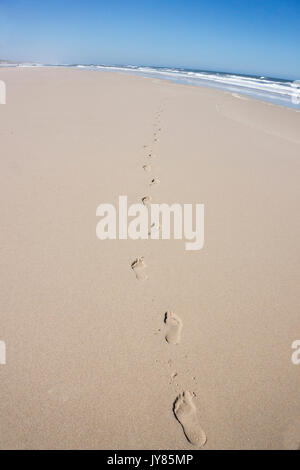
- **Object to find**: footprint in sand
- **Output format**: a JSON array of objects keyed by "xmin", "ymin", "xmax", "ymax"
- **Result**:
[
  {"xmin": 164, "ymin": 311, "xmax": 182, "ymax": 344},
  {"xmin": 150, "ymin": 177, "xmax": 160, "ymax": 186},
  {"xmin": 131, "ymin": 257, "xmax": 148, "ymax": 281},
  {"xmin": 143, "ymin": 164, "xmax": 151, "ymax": 172},
  {"xmin": 142, "ymin": 196, "xmax": 152, "ymax": 206},
  {"xmin": 148, "ymin": 221, "xmax": 160, "ymax": 236},
  {"xmin": 169, "ymin": 372, "xmax": 178, "ymax": 385},
  {"xmin": 174, "ymin": 391, "xmax": 207, "ymax": 447}
]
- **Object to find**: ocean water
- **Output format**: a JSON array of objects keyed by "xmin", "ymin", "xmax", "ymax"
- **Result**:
[
  {"xmin": 89, "ymin": 65, "xmax": 300, "ymax": 110},
  {"xmin": 1, "ymin": 63, "xmax": 299, "ymax": 110}
]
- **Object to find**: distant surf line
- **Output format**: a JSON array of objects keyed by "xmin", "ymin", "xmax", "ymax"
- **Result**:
[{"xmin": 1, "ymin": 62, "xmax": 299, "ymax": 109}]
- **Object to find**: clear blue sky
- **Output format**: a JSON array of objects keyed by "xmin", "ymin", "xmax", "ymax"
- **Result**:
[{"xmin": 0, "ymin": 0, "xmax": 299, "ymax": 79}]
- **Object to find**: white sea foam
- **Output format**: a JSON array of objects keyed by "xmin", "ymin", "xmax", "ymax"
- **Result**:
[{"xmin": 91, "ymin": 65, "xmax": 300, "ymax": 109}]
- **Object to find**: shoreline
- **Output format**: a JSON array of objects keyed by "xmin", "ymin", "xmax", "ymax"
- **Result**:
[{"xmin": 1, "ymin": 64, "xmax": 300, "ymax": 111}]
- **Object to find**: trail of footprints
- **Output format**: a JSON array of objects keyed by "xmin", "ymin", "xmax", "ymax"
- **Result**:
[{"xmin": 131, "ymin": 105, "xmax": 206, "ymax": 447}]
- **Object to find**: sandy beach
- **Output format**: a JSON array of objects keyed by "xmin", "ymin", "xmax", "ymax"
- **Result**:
[{"xmin": 0, "ymin": 67, "xmax": 300, "ymax": 450}]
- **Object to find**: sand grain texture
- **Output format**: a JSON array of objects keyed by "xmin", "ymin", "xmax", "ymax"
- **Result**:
[{"xmin": 0, "ymin": 68, "xmax": 300, "ymax": 449}]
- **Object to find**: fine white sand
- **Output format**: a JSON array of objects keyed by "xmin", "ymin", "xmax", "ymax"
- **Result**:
[{"xmin": 0, "ymin": 67, "xmax": 300, "ymax": 450}]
